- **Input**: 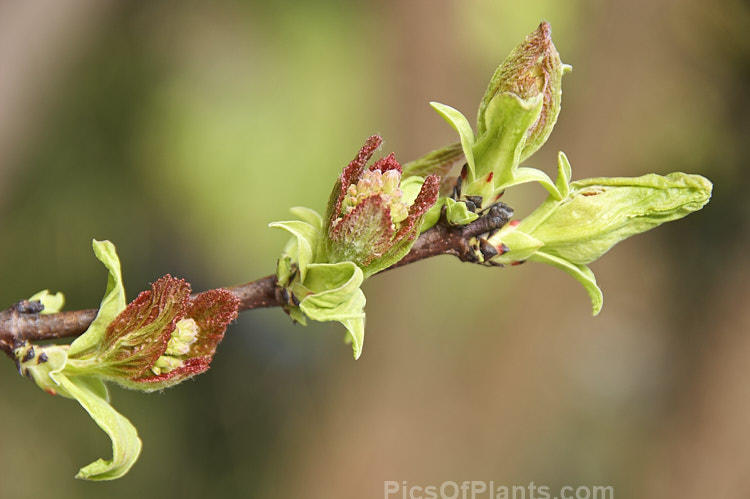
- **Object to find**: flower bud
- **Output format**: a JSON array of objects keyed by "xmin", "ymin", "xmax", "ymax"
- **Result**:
[
  {"xmin": 477, "ymin": 21, "xmax": 567, "ymax": 163},
  {"xmin": 66, "ymin": 276, "xmax": 240, "ymax": 391},
  {"xmin": 514, "ymin": 172, "xmax": 713, "ymax": 265},
  {"xmin": 271, "ymin": 136, "xmax": 441, "ymax": 359},
  {"xmin": 323, "ymin": 135, "xmax": 440, "ymax": 277},
  {"xmin": 430, "ymin": 23, "xmax": 568, "ymax": 206},
  {"xmin": 11, "ymin": 241, "xmax": 242, "ymax": 480}
]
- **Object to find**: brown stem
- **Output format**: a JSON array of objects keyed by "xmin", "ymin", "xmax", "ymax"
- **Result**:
[
  {"xmin": 227, "ymin": 274, "xmax": 283, "ymax": 311},
  {"xmin": 0, "ymin": 306, "xmax": 97, "ymax": 346},
  {"xmin": 388, "ymin": 201, "xmax": 514, "ymax": 269},
  {"xmin": 0, "ymin": 276, "xmax": 283, "ymax": 358},
  {"xmin": 0, "ymin": 202, "xmax": 512, "ymax": 357}
]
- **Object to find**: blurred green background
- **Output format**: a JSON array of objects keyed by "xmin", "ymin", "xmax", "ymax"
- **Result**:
[{"xmin": 0, "ymin": 1, "xmax": 746, "ymax": 497}]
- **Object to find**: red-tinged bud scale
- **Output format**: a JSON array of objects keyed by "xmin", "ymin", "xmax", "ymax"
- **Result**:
[
  {"xmin": 323, "ymin": 135, "xmax": 440, "ymax": 277},
  {"xmin": 69, "ymin": 276, "xmax": 240, "ymax": 390}
]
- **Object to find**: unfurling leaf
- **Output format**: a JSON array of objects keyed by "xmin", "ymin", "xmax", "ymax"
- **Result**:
[
  {"xmin": 518, "ymin": 172, "xmax": 713, "ymax": 265},
  {"xmin": 59, "ymin": 375, "xmax": 142, "ymax": 481},
  {"xmin": 272, "ymin": 135, "xmax": 440, "ymax": 358},
  {"xmin": 489, "ymin": 167, "xmax": 713, "ymax": 314},
  {"xmin": 67, "ymin": 275, "xmax": 239, "ymax": 391},
  {"xmin": 14, "ymin": 240, "xmax": 239, "ymax": 480},
  {"xmin": 430, "ymin": 22, "xmax": 568, "ymax": 210}
]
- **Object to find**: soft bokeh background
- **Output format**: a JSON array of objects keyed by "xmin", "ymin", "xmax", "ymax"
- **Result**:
[{"xmin": 0, "ymin": 1, "xmax": 746, "ymax": 497}]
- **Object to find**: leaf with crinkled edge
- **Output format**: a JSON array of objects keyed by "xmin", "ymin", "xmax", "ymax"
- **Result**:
[
  {"xmin": 28, "ymin": 290, "xmax": 65, "ymax": 314},
  {"xmin": 300, "ymin": 262, "xmax": 365, "ymax": 320},
  {"xmin": 269, "ymin": 219, "xmax": 321, "ymax": 282},
  {"xmin": 430, "ymin": 102, "xmax": 476, "ymax": 179},
  {"xmin": 298, "ymin": 262, "xmax": 367, "ymax": 358},
  {"xmin": 529, "ymin": 251, "xmax": 603, "ymax": 315},
  {"xmin": 68, "ymin": 240, "xmax": 127, "ymax": 358},
  {"xmin": 57, "ymin": 374, "xmax": 142, "ymax": 481}
]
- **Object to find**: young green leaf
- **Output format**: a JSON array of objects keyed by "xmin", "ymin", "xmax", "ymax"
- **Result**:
[
  {"xmin": 526, "ymin": 172, "xmax": 713, "ymax": 265},
  {"xmin": 269, "ymin": 219, "xmax": 322, "ymax": 282},
  {"xmin": 529, "ymin": 251, "xmax": 603, "ymax": 315},
  {"xmin": 68, "ymin": 240, "xmax": 127, "ymax": 358},
  {"xmin": 58, "ymin": 374, "xmax": 142, "ymax": 481},
  {"xmin": 430, "ymin": 102, "xmax": 477, "ymax": 179},
  {"xmin": 298, "ymin": 262, "xmax": 367, "ymax": 359}
]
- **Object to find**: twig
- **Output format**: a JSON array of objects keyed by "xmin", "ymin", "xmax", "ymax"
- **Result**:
[
  {"xmin": 0, "ymin": 204, "xmax": 513, "ymax": 357},
  {"xmin": 387, "ymin": 202, "xmax": 513, "ymax": 269}
]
